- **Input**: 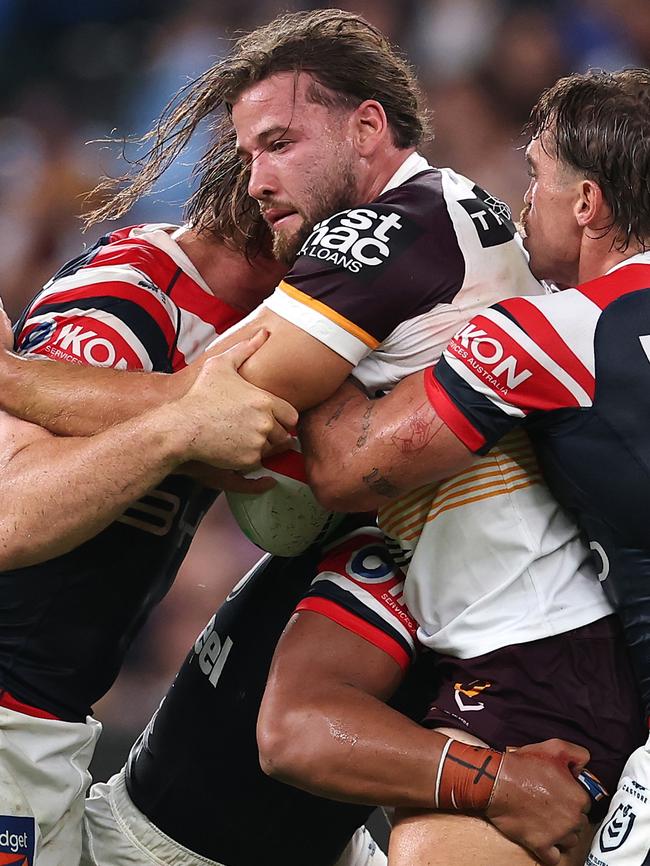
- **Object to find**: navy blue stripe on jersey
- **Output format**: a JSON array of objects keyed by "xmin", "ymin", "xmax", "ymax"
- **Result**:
[
  {"xmin": 12, "ymin": 237, "xmax": 110, "ymax": 342},
  {"xmin": 298, "ymin": 577, "xmax": 415, "ymax": 666},
  {"xmin": 48, "ymin": 235, "xmax": 108, "ymax": 284},
  {"xmin": 433, "ymin": 358, "xmax": 515, "ymax": 454},
  {"xmin": 19, "ymin": 296, "xmax": 173, "ymax": 372}
]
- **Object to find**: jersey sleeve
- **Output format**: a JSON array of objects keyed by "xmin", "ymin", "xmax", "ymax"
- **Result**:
[
  {"xmin": 426, "ymin": 293, "xmax": 597, "ymax": 454},
  {"xmin": 15, "ymin": 263, "xmax": 180, "ymax": 373},
  {"xmin": 294, "ymin": 526, "xmax": 419, "ymax": 671},
  {"xmin": 263, "ymin": 188, "xmax": 465, "ymax": 366}
]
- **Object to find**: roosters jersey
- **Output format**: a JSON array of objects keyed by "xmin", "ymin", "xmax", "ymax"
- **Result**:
[
  {"xmin": 1, "ymin": 225, "xmax": 243, "ymax": 720},
  {"xmin": 267, "ymin": 153, "xmax": 610, "ymax": 659},
  {"xmin": 428, "ymin": 253, "xmax": 650, "ymax": 711}
]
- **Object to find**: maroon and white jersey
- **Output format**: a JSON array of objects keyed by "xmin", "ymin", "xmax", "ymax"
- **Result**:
[
  {"xmin": 265, "ymin": 153, "xmax": 609, "ymax": 659},
  {"xmin": 264, "ymin": 153, "xmax": 543, "ymax": 392}
]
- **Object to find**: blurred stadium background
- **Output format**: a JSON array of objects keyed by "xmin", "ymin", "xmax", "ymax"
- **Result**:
[{"xmin": 1, "ymin": 0, "xmax": 648, "ymax": 779}]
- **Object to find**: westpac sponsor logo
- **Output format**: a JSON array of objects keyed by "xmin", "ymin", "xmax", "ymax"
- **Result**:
[
  {"xmin": 452, "ymin": 323, "xmax": 532, "ymax": 395},
  {"xmin": 300, "ymin": 208, "xmax": 404, "ymax": 273},
  {"xmin": 0, "ymin": 815, "xmax": 35, "ymax": 865}
]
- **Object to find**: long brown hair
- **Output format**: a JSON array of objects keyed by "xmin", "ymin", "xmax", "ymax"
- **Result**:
[{"xmin": 84, "ymin": 9, "xmax": 429, "ymax": 253}]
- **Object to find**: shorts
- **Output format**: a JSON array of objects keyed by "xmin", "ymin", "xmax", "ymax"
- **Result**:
[
  {"xmin": 423, "ymin": 615, "xmax": 645, "ymax": 820},
  {"xmin": 82, "ymin": 768, "xmax": 387, "ymax": 866},
  {"xmin": 0, "ymin": 704, "xmax": 101, "ymax": 865}
]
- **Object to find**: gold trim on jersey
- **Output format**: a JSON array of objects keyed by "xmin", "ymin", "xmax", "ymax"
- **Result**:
[
  {"xmin": 379, "ymin": 430, "xmax": 542, "ymax": 543},
  {"xmin": 279, "ymin": 280, "xmax": 380, "ymax": 349}
]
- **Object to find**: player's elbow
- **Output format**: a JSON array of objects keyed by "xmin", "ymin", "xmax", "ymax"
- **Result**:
[
  {"xmin": 257, "ymin": 703, "xmax": 321, "ymax": 787},
  {"xmin": 305, "ymin": 458, "xmax": 370, "ymax": 512}
]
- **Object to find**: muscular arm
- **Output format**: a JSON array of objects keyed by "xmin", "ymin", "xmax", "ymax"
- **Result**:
[
  {"xmin": 0, "ymin": 336, "xmax": 297, "ymax": 569},
  {"xmin": 0, "ymin": 306, "xmax": 351, "ymax": 436},
  {"xmin": 0, "ymin": 349, "xmax": 182, "ymax": 436},
  {"xmin": 258, "ymin": 611, "xmax": 592, "ymax": 865},
  {"xmin": 301, "ymin": 372, "xmax": 477, "ymax": 511}
]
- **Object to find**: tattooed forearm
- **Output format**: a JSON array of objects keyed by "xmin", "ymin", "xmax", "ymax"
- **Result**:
[
  {"xmin": 362, "ymin": 468, "xmax": 401, "ymax": 500},
  {"xmin": 390, "ymin": 400, "xmax": 439, "ymax": 454},
  {"xmin": 355, "ymin": 404, "xmax": 374, "ymax": 450},
  {"xmin": 324, "ymin": 395, "xmax": 357, "ymax": 428}
]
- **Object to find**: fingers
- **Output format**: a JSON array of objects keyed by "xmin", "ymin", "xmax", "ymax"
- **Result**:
[
  {"xmin": 221, "ymin": 329, "xmax": 270, "ymax": 369},
  {"xmin": 264, "ymin": 420, "xmax": 294, "ymax": 451},
  {"xmin": 521, "ymin": 738, "xmax": 591, "ymax": 772},
  {"xmin": 535, "ymin": 843, "xmax": 562, "ymax": 866},
  {"xmin": 270, "ymin": 394, "xmax": 299, "ymax": 431}
]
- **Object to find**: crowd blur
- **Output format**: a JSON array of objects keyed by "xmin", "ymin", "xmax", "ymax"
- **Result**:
[{"xmin": 2, "ymin": 0, "xmax": 649, "ymax": 776}]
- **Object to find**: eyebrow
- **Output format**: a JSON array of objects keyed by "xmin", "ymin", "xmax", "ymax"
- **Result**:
[{"xmin": 236, "ymin": 125, "xmax": 293, "ymax": 159}]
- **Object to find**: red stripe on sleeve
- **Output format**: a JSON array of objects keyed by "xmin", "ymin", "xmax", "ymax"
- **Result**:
[
  {"xmin": 295, "ymin": 597, "xmax": 411, "ymax": 671},
  {"xmin": 498, "ymin": 297, "xmax": 594, "ymax": 397},
  {"xmin": 424, "ymin": 369, "xmax": 487, "ymax": 453}
]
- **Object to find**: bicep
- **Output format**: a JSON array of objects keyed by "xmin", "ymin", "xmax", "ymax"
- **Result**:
[
  {"xmin": 267, "ymin": 610, "xmax": 405, "ymax": 703},
  {"xmin": 210, "ymin": 306, "xmax": 354, "ymax": 411}
]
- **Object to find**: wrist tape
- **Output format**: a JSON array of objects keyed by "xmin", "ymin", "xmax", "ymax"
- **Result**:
[{"xmin": 434, "ymin": 739, "xmax": 505, "ymax": 811}]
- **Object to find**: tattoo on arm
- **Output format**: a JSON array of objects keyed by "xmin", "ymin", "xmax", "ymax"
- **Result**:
[
  {"xmin": 325, "ymin": 395, "xmax": 357, "ymax": 428},
  {"xmin": 390, "ymin": 401, "xmax": 438, "ymax": 455},
  {"xmin": 362, "ymin": 468, "xmax": 400, "ymax": 500},
  {"xmin": 355, "ymin": 404, "xmax": 374, "ymax": 450}
]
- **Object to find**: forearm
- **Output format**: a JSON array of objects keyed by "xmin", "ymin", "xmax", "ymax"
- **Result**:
[
  {"xmin": 0, "ymin": 405, "xmax": 191, "ymax": 569},
  {"xmin": 258, "ymin": 681, "xmax": 450, "ymax": 807},
  {"xmin": 0, "ymin": 350, "xmax": 187, "ymax": 435},
  {"xmin": 302, "ymin": 372, "xmax": 474, "ymax": 511}
]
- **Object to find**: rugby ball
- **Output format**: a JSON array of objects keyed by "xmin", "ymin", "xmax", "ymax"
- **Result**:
[{"xmin": 225, "ymin": 440, "xmax": 343, "ymax": 557}]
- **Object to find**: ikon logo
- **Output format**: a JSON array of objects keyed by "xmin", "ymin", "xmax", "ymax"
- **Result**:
[{"xmin": 453, "ymin": 323, "xmax": 532, "ymax": 391}]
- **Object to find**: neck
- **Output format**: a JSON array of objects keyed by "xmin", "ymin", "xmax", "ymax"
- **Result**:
[
  {"xmin": 360, "ymin": 147, "xmax": 417, "ymax": 202},
  {"xmin": 577, "ymin": 233, "xmax": 646, "ymax": 285},
  {"xmin": 174, "ymin": 227, "xmax": 284, "ymax": 312}
]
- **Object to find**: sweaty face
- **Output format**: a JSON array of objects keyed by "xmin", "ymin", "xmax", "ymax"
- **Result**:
[
  {"xmin": 233, "ymin": 72, "xmax": 362, "ymax": 264},
  {"xmin": 520, "ymin": 134, "xmax": 583, "ymax": 287}
]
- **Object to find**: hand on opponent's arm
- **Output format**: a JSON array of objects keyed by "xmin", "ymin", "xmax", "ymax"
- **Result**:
[
  {"xmin": 0, "ymin": 332, "xmax": 296, "ymax": 569},
  {"xmin": 300, "ymin": 371, "xmax": 478, "ymax": 512},
  {"xmin": 258, "ymin": 610, "xmax": 591, "ymax": 866}
]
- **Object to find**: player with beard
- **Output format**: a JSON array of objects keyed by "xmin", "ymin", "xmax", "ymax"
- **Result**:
[
  {"xmin": 297, "ymin": 69, "xmax": 650, "ymax": 866},
  {"xmin": 0, "ymin": 11, "xmax": 640, "ymax": 866}
]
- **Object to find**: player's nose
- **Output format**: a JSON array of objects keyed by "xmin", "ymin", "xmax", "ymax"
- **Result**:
[{"xmin": 248, "ymin": 155, "xmax": 277, "ymax": 201}]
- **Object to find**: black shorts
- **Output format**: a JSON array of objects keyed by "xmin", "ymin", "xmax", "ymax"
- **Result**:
[{"xmin": 423, "ymin": 615, "xmax": 645, "ymax": 820}]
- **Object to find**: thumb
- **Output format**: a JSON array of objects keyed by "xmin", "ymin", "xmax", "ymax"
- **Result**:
[
  {"xmin": 519, "ymin": 739, "xmax": 590, "ymax": 775},
  {"xmin": 222, "ymin": 329, "xmax": 270, "ymax": 370}
]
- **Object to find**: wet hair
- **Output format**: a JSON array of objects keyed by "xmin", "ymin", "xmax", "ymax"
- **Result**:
[
  {"xmin": 83, "ymin": 8, "xmax": 428, "ymax": 253},
  {"xmin": 526, "ymin": 68, "xmax": 650, "ymax": 251}
]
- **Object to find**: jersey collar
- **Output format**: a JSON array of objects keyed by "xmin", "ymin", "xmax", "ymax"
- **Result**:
[
  {"xmin": 128, "ymin": 224, "xmax": 214, "ymax": 295},
  {"xmin": 605, "ymin": 250, "xmax": 650, "ymax": 275},
  {"xmin": 380, "ymin": 152, "xmax": 433, "ymax": 195}
]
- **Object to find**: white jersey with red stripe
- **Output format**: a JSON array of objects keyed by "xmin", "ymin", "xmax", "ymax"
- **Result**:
[
  {"xmin": 5, "ymin": 224, "xmax": 248, "ymax": 721},
  {"xmin": 429, "ymin": 252, "xmax": 650, "ymax": 709},
  {"xmin": 16, "ymin": 223, "xmax": 242, "ymax": 373},
  {"xmin": 267, "ymin": 154, "xmax": 611, "ymax": 660}
]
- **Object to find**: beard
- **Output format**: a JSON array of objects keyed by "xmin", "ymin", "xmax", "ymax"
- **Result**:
[{"xmin": 270, "ymin": 158, "xmax": 359, "ymax": 265}]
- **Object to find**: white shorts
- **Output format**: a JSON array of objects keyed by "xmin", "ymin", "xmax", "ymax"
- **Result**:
[
  {"xmin": 587, "ymin": 732, "xmax": 650, "ymax": 866},
  {"xmin": 82, "ymin": 768, "xmax": 387, "ymax": 866},
  {"xmin": 0, "ymin": 704, "xmax": 101, "ymax": 866}
]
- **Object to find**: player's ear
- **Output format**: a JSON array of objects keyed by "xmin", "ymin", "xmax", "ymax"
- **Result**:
[
  {"xmin": 351, "ymin": 99, "xmax": 388, "ymax": 156},
  {"xmin": 575, "ymin": 178, "xmax": 605, "ymax": 229}
]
